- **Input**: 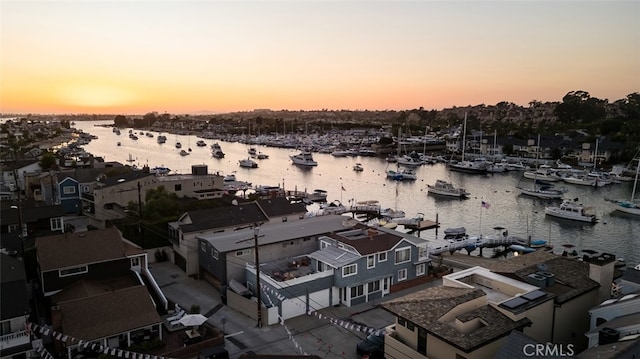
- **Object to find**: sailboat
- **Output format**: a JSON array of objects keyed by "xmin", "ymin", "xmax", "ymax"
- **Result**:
[
  {"xmin": 516, "ymin": 134, "xmax": 566, "ymax": 199},
  {"xmin": 448, "ymin": 113, "xmax": 488, "ymax": 174},
  {"xmin": 606, "ymin": 157, "xmax": 640, "ymax": 215}
]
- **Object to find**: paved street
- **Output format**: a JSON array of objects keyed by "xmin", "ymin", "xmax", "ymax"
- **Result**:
[{"xmin": 149, "ymin": 261, "xmax": 442, "ymax": 358}]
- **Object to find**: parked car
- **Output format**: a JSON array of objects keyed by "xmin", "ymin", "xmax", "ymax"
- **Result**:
[{"xmin": 356, "ymin": 332, "xmax": 385, "ymax": 359}]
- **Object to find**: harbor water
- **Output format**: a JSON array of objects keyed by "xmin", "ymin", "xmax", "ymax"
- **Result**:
[{"xmin": 73, "ymin": 121, "xmax": 640, "ymax": 267}]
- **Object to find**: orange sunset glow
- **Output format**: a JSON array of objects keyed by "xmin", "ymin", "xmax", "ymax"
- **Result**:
[{"xmin": 1, "ymin": 1, "xmax": 638, "ymax": 115}]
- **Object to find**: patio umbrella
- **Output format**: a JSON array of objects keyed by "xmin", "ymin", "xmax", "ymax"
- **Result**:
[{"xmin": 179, "ymin": 313, "xmax": 207, "ymax": 327}]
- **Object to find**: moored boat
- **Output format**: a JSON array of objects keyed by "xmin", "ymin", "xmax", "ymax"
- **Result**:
[
  {"xmin": 290, "ymin": 151, "xmax": 318, "ymax": 166},
  {"xmin": 427, "ymin": 180, "xmax": 470, "ymax": 198},
  {"xmin": 545, "ymin": 199, "xmax": 597, "ymax": 223},
  {"xmin": 239, "ymin": 158, "xmax": 258, "ymax": 168}
]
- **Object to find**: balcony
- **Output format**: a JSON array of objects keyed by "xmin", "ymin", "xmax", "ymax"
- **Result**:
[{"xmin": 0, "ymin": 330, "xmax": 31, "ymax": 351}]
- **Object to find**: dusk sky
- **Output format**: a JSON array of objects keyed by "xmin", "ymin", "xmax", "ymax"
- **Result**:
[{"xmin": 1, "ymin": 1, "xmax": 638, "ymax": 115}]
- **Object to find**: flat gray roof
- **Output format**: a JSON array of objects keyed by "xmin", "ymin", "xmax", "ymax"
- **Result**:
[
  {"xmin": 198, "ymin": 215, "xmax": 355, "ymax": 252},
  {"xmin": 308, "ymin": 245, "xmax": 360, "ymax": 268}
]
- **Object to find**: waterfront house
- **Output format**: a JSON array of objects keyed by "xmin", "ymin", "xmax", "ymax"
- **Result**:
[
  {"xmin": 0, "ymin": 254, "xmax": 33, "ymax": 359},
  {"xmin": 379, "ymin": 266, "xmax": 556, "ymax": 359},
  {"xmin": 207, "ymin": 220, "xmax": 434, "ymax": 324},
  {"xmin": 442, "ymin": 250, "xmax": 612, "ymax": 351},
  {"xmin": 1, "ymin": 160, "xmax": 41, "ymax": 198}
]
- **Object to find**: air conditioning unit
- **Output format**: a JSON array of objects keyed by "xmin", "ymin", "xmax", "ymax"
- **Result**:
[
  {"xmin": 526, "ymin": 273, "xmax": 547, "ymax": 288},
  {"xmin": 537, "ymin": 271, "xmax": 556, "ymax": 286},
  {"xmin": 598, "ymin": 327, "xmax": 620, "ymax": 345}
]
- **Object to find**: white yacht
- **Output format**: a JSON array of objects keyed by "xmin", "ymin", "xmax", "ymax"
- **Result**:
[
  {"xmin": 239, "ymin": 158, "xmax": 258, "ymax": 168},
  {"xmin": 290, "ymin": 151, "xmax": 318, "ymax": 166},
  {"xmin": 427, "ymin": 180, "xmax": 470, "ymax": 198},
  {"xmin": 545, "ymin": 199, "xmax": 597, "ymax": 223}
]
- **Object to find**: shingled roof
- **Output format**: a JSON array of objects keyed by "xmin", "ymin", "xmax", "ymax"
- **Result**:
[
  {"xmin": 58, "ymin": 285, "xmax": 161, "ymax": 341},
  {"xmin": 179, "ymin": 202, "xmax": 269, "ymax": 233},
  {"xmin": 326, "ymin": 225, "xmax": 405, "ymax": 256},
  {"xmin": 380, "ymin": 286, "xmax": 531, "ymax": 352},
  {"xmin": 36, "ymin": 227, "xmax": 126, "ymax": 271},
  {"xmin": 441, "ymin": 251, "xmax": 600, "ymax": 304}
]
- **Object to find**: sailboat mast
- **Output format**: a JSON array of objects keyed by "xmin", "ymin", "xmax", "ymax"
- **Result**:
[
  {"xmin": 593, "ymin": 138, "xmax": 599, "ymax": 170},
  {"xmin": 632, "ymin": 158, "xmax": 640, "ymax": 202},
  {"xmin": 461, "ymin": 113, "xmax": 467, "ymax": 162}
]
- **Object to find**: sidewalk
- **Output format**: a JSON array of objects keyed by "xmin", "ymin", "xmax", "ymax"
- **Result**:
[{"xmin": 148, "ymin": 261, "xmax": 442, "ymax": 358}]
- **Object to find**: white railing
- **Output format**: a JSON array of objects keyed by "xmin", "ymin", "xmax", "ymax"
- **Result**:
[
  {"xmin": 142, "ymin": 267, "xmax": 169, "ymax": 311},
  {"xmin": 0, "ymin": 330, "xmax": 30, "ymax": 350}
]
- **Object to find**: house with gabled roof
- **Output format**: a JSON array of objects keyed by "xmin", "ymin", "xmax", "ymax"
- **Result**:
[
  {"xmin": 197, "ymin": 214, "xmax": 347, "ymax": 290},
  {"xmin": 0, "ymin": 254, "xmax": 33, "ymax": 359},
  {"xmin": 170, "ymin": 201, "xmax": 269, "ymax": 276},
  {"xmin": 308, "ymin": 223, "xmax": 432, "ymax": 307},
  {"xmin": 203, "ymin": 219, "xmax": 434, "ymax": 324},
  {"xmin": 34, "ymin": 227, "xmax": 166, "ymax": 358}
]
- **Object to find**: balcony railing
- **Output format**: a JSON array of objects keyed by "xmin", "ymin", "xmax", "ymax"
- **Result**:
[{"xmin": 0, "ymin": 330, "xmax": 30, "ymax": 350}]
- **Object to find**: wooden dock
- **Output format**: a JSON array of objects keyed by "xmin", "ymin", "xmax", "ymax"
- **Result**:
[{"xmin": 404, "ymin": 219, "xmax": 440, "ymax": 231}]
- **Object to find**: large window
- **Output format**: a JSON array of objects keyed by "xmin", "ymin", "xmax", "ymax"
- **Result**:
[
  {"xmin": 59, "ymin": 266, "xmax": 88, "ymax": 277},
  {"xmin": 368, "ymin": 281, "xmax": 380, "ymax": 293},
  {"xmin": 398, "ymin": 268, "xmax": 407, "ymax": 281},
  {"xmin": 351, "ymin": 284, "xmax": 364, "ymax": 298},
  {"xmin": 367, "ymin": 255, "xmax": 375, "ymax": 269},
  {"xmin": 395, "ymin": 247, "xmax": 411, "ymax": 264},
  {"xmin": 342, "ymin": 264, "xmax": 357, "ymax": 277},
  {"xmin": 63, "ymin": 186, "xmax": 76, "ymax": 194}
]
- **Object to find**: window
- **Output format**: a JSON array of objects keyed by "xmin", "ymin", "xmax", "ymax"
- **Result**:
[
  {"xmin": 367, "ymin": 255, "xmax": 375, "ymax": 269},
  {"xmin": 200, "ymin": 242, "xmax": 207, "ymax": 252},
  {"xmin": 407, "ymin": 321, "xmax": 415, "ymax": 331},
  {"xmin": 416, "ymin": 263, "xmax": 425, "ymax": 276},
  {"xmin": 211, "ymin": 248, "xmax": 218, "ymax": 260},
  {"xmin": 59, "ymin": 266, "xmax": 88, "ymax": 277},
  {"xmin": 418, "ymin": 246, "xmax": 428, "ymax": 259},
  {"xmin": 50, "ymin": 217, "xmax": 63, "ymax": 231},
  {"xmin": 350, "ymin": 284, "xmax": 364, "ymax": 298},
  {"xmin": 317, "ymin": 261, "xmax": 327, "ymax": 272},
  {"xmin": 130, "ymin": 257, "xmax": 140, "ymax": 267},
  {"xmin": 63, "ymin": 186, "xmax": 76, "ymax": 194},
  {"xmin": 378, "ymin": 252, "xmax": 387, "ymax": 262},
  {"xmin": 368, "ymin": 281, "xmax": 380, "ymax": 293},
  {"xmin": 398, "ymin": 268, "xmax": 407, "ymax": 281},
  {"xmin": 398, "ymin": 317, "xmax": 406, "ymax": 326},
  {"xmin": 395, "ymin": 247, "xmax": 410, "ymax": 264},
  {"xmin": 282, "ymin": 217, "xmax": 288, "ymax": 222},
  {"xmin": 342, "ymin": 264, "xmax": 357, "ymax": 277},
  {"xmin": 174, "ymin": 184, "xmax": 182, "ymax": 191},
  {"xmin": 236, "ymin": 249, "xmax": 252, "ymax": 256}
]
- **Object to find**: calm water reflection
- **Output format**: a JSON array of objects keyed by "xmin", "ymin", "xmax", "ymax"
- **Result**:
[{"xmin": 74, "ymin": 121, "xmax": 640, "ymax": 267}]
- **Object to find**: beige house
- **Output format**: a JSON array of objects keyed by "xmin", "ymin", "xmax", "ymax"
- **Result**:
[
  {"xmin": 380, "ymin": 266, "xmax": 555, "ymax": 359},
  {"xmin": 84, "ymin": 165, "xmax": 224, "ymax": 223},
  {"xmin": 436, "ymin": 250, "xmax": 615, "ymax": 352}
]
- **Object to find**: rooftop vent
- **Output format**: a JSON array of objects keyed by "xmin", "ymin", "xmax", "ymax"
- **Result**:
[{"xmin": 526, "ymin": 273, "xmax": 547, "ymax": 288}]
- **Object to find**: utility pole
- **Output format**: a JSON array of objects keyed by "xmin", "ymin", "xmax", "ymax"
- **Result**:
[
  {"xmin": 137, "ymin": 181, "xmax": 144, "ymax": 248},
  {"xmin": 253, "ymin": 224, "xmax": 263, "ymax": 327},
  {"xmin": 237, "ymin": 223, "xmax": 265, "ymax": 327}
]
